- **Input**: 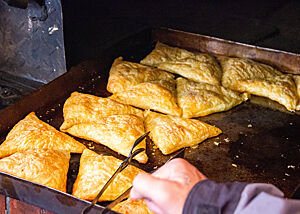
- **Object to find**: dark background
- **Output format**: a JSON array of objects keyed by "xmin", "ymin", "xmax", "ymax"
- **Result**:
[
  {"xmin": 0, "ymin": 0, "xmax": 299, "ymax": 109},
  {"xmin": 61, "ymin": 0, "xmax": 300, "ymax": 69}
]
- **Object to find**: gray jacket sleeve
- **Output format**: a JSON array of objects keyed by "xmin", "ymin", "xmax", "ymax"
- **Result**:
[{"xmin": 183, "ymin": 180, "xmax": 300, "ymax": 214}]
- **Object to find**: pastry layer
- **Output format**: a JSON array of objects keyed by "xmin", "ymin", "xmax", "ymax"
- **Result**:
[
  {"xmin": 107, "ymin": 57, "xmax": 175, "ymax": 94},
  {"xmin": 113, "ymin": 198, "xmax": 154, "ymax": 214},
  {"xmin": 141, "ymin": 42, "xmax": 222, "ymax": 85},
  {"xmin": 219, "ymin": 57, "xmax": 298, "ymax": 111},
  {"xmin": 144, "ymin": 110, "xmax": 222, "ymax": 155},
  {"xmin": 62, "ymin": 114, "xmax": 148, "ymax": 163},
  {"xmin": 72, "ymin": 149, "xmax": 144, "ymax": 201},
  {"xmin": 177, "ymin": 77, "xmax": 249, "ymax": 118},
  {"xmin": 0, "ymin": 149, "xmax": 70, "ymax": 192},
  {"xmin": 60, "ymin": 92, "xmax": 143, "ymax": 131},
  {"xmin": 0, "ymin": 112, "xmax": 85, "ymax": 158},
  {"xmin": 109, "ymin": 80, "xmax": 181, "ymax": 117}
]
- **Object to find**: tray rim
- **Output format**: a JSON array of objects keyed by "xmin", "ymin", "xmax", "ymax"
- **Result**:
[{"xmin": 158, "ymin": 27, "xmax": 300, "ymax": 56}]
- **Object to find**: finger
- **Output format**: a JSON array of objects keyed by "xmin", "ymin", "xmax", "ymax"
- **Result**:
[
  {"xmin": 144, "ymin": 199, "xmax": 165, "ymax": 214},
  {"xmin": 129, "ymin": 189, "xmax": 164, "ymax": 214},
  {"xmin": 130, "ymin": 173, "xmax": 149, "ymax": 200},
  {"xmin": 151, "ymin": 158, "xmax": 186, "ymax": 179},
  {"xmin": 130, "ymin": 173, "xmax": 177, "ymax": 203}
]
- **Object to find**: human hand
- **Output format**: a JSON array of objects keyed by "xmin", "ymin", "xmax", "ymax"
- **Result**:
[{"xmin": 130, "ymin": 158, "xmax": 207, "ymax": 214}]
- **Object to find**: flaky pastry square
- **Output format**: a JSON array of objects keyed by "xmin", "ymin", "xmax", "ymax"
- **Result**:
[
  {"xmin": 72, "ymin": 149, "xmax": 144, "ymax": 201},
  {"xmin": 144, "ymin": 111, "xmax": 222, "ymax": 155},
  {"xmin": 0, "ymin": 149, "xmax": 70, "ymax": 192},
  {"xmin": 0, "ymin": 112, "xmax": 85, "ymax": 158},
  {"xmin": 141, "ymin": 42, "xmax": 222, "ymax": 85},
  {"xmin": 177, "ymin": 77, "xmax": 249, "ymax": 118}
]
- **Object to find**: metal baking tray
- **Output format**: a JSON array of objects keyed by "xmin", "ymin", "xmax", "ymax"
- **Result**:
[{"xmin": 0, "ymin": 27, "xmax": 299, "ymax": 213}]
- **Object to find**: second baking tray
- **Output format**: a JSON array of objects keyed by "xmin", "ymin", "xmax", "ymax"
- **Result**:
[{"xmin": 0, "ymin": 27, "xmax": 299, "ymax": 213}]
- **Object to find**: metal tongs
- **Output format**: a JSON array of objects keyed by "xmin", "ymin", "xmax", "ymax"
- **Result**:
[
  {"xmin": 81, "ymin": 131, "xmax": 150, "ymax": 214},
  {"xmin": 101, "ymin": 147, "xmax": 186, "ymax": 214}
]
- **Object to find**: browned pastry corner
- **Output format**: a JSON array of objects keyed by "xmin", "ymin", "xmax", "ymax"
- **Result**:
[
  {"xmin": 219, "ymin": 57, "xmax": 298, "ymax": 111},
  {"xmin": 113, "ymin": 198, "xmax": 155, "ymax": 214},
  {"xmin": 107, "ymin": 57, "xmax": 175, "ymax": 94},
  {"xmin": 0, "ymin": 112, "xmax": 85, "ymax": 158},
  {"xmin": 0, "ymin": 149, "xmax": 70, "ymax": 192},
  {"xmin": 72, "ymin": 149, "xmax": 145, "ymax": 201},
  {"xmin": 107, "ymin": 57, "xmax": 181, "ymax": 116},
  {"xmin": 177, "ymin": 77, "xmax": 249, "ymax": 118},
  {"xmin": 109, "ymin": 79, "xmax": 182, "ymax": 117},
  {"xmin": 141, "ymin": 42, "xmax": 222, "ymax": 85},
  {"xmin": 219, "ymin": 56, "xmax": 283, "ymax": 88},
  {"xmin": 62, "ymin": 114, "xmax": 148, "ymax": 163},
  {"xmin": 144, "ymin": 110, "xmax": 222, "ymax": 155},
  {"xmin": 293, "ymin": 75, "xmax": 300, "ymax": 110},
  {"xmin": 60, "ymin": 92, "xmax": 143, "ymax": 131}
]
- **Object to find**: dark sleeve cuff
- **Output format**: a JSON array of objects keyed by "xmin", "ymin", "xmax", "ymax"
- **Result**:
[{"xmin": 183, "ymin": 180, "xmax": 247, "ymax": 214}]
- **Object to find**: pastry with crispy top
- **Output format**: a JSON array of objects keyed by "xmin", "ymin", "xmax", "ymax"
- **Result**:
[
  {"xmin": 61, "ymin": 114, "xmax": 148, "ymax": 163},
  {"xmin": 293, "ymin": 75, "xmax": 300, "ymax": 111},
  {"xmin": 107, "ymin": 57, "xmax": 175, "ymax": 94},
  {"xmin": 0, "ymin": 112, "xmax": 85, "ymax": 158},
  {"xmin": 60, "ymin": 92, "xmax": 147, "ymax": 163},
  {"xmin": 109, "ymin": 80, "xmax": 181, "ymax": 117},
  {"xmin": 60, "ymin": 92, "xmax": 143, "ymax": 131},
  {"xmin": 219, "ymin": 57, "xmax": 298, "ymax": 111},
  {"xmin": 0, "ymin": 149, "xmax": 70, "ymax": 192},
  {"xmin": 141, "ymin": 42, "xmax": 222, "ymax": 85},
  {"xmin": 113, "ymin": 198, "xmax": 154, "ymax": 214},
  {"xmin": 177, "ymin": 77, "xmax": 249, "ymax": 118},
  {"xmin": 72, "ymin": 149, "xmax": 145, "ymax": 201},
  {"xmin": 144, "ymin": 110, "xmax": 222, "ymax": 155},
  {"xmin": 108, "ymin": 57, "xmax": 181, "ymax": 116}
]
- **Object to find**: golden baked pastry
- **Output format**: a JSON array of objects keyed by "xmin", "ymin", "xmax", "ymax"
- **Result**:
[
  {"xmin": 60, "ymin": 92, "xmax": 143, "ymax": 131},
  {"xmin": 0, "ymin": 149, "xmax": 70, "ymax": 192},
  {"xmin": 109, "ymin": 79, "xmax": 182, "ymax": 116},
  {"xmin": 140, "ymin": 42, "xmax": 222, "ymax": 85},
  {"xmin": 177, "ymin": 77, "xmax": 249, "ymax": 118},
  {"xmin": 219, "ymin": 56, "xmax": 283, "ymax": 88},
  {"xmin": 233, "ymin": 75, "xmax": 298, "ymax": 111},
  {"xmin": 144, "ymin": 110, "xmax": 222, "ymax": 155},
  {"xmin": 0, "ymin": 112, "xmax": 85, "ymax": 158},
  {"xmin": 107, "ymin": 57, "xmax": 175, "ymax": 94},
  {"xmin": 293, "ymin": 75, "xmax": 300, "ymax": 110},
  {"xmin": 113, "ymin": 198, "xmax": 154, "ymax": 214},
  {"xmin": 72, "ymin": 149, "xmax": 144, "ymax": 201},
  {"xmin": 61, "ymin": 114, "xmax": 148, "ymax": 163},
  {"xmin": 219, "ymin": 57, "xmax": 298, "ymax": 111}
]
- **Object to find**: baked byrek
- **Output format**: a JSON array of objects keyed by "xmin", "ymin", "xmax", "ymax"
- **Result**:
[
  {"xmin": 177, "ymin": 77, "xmax": 249, "ymax": 118},
  {"xmin": 60, "ymin": 92, "xmax": 143, "ymax": 131},
  {"xmin": 140, "ymin": 42, "xmax": 222, "ymax": 85},
  {"xmin": 108, "ymin": 57, "xmax": 181, "ymax": 116},
  {"xmin": 293, "ymin": 75, "xmax": 300, "ymax": 111},
  {"xmin": 219, "ymin": 56, "xmax": 299, "ymax": 111},
  {"xmin": 0, "ymin": 149, "xmax": 70, "ymax": 192},
  {"xmin": 61, "ymin": 114, "xmax": 148, "ymax": 164},
  {"xmin": 107, "ymin": 57, "xmax": 175, "ymax": 94},
  {"xmin": 109, "ymin": 79, "xmax": 182, "ymax": 117},
  {"xmin": 113, "ymin": 198, "xmax": 154, "ymax": 214},
  {"xmin": 72, "ymin": 149, "xmax": 145, "ymax": 201},
  {"xmin": 60, "ymin": 92, "xmax": 148, "ymax": 164},
  {"xmin": 144, "ymin": 110, "xmax": 222, "ymax": 155},
  {"xmin": 0, "ymin": 112, "xmax": 85, "ymax": 158}
]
